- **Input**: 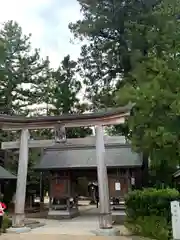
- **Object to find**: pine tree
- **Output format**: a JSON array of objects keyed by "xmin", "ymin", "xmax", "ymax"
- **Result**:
[
  {"xmin": 49, "ymin": 55, "xmax": 92, "ymax": 138},
  {"xmin": 0, "ymin": 20, "xmax": 47, "ymax": 115}
]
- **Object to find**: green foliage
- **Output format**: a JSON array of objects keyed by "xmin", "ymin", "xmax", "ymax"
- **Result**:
[
  {"xmin": 112, "ymin": 0, "xmax": 180, "ymax": 184},
  {"xmin": 70, "ymin": 0, "xmax": 161, "ymax": 108},
  {"xmin": 26, "ymin": 149, "xmax": 42, "ymax": 196},
  {"xmin": 1, "ymin": 214, "xmax": 12, "ymax": 233},
  {"xmin": 50, "ymin": 55, "xmax": 81, "ymax": 114},
  {"xmin": 36, "ymin": 54, "xmax": 92, "ymax": 138},
  {"xmin": 125, "ymin": 188, "xmax": 179, "ymax": 239},
  {"xmin": 125, "ymin": 188, "xmax": 179, "ymax": 221},
  {"xmin": 117, "ymin": 57, "xmax": 180, "ymax": 158},
  {"xmin": 0, "ymin": 20, "xmax": 47, "ymax": 115},
  {"xmin": 125, "ymin": 216, "xmax": 170, "ymax": 240},
  {"xmin": 149, "ymin": 164, "xmax": 176, "ymax": 188}
]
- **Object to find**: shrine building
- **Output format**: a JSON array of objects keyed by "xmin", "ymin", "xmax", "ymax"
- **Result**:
[{"xmin": 35, "ymin": 136, "xmax": 143, "ymax": 219}]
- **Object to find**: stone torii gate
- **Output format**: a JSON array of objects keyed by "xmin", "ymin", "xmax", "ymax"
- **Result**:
[{"xmin": 0, "ymin": 105, "xmax": 131, "ymax": 234}]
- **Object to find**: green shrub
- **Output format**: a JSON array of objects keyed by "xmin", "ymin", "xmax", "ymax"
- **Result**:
[
  {"xmin": 125, "ymin": 188, "xmax": 179, "ymax": 222},
  {"xmin": 125, "ymin": 188, "xmax": 179, "ymax": 239},
  {"xmin": 125, "ymin": 215, "xmax": 169, "ymax": 240},
  {"xmin": 1, "ymin": 214, "xmax": 12, "ymax": 233}
]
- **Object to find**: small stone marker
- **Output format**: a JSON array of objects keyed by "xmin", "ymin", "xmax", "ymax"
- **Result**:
[{"xmin": 171, "ymin": 200, "xmax": 180, "ymax": 240}]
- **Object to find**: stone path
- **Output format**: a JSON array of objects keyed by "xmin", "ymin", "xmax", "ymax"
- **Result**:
[
  {"xmin": 0, "ymin": 234, "xmax": 146, "ymax": 240},
  {"xmin": 24, "ymin": 219, "xmax": 129, "ymax": 236},
  {"xmin": 24, "ymin": 206, "xmax": 128, "ymax": 236},
  {"xmin": 0, "ymin": 205, "xmax": 148, "ymax": 240}
]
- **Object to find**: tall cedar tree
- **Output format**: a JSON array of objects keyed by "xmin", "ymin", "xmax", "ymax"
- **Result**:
[
  {"xmin": 69, "ymin": 0, "xmax": 160, "ymax": 109},
  {"xmin": 48, "ymin": 55, "xmax": 92, "ymax": 138},
  {"xmin": 115, "ymin": 0, "xmax": 180, "ymax": 185}
]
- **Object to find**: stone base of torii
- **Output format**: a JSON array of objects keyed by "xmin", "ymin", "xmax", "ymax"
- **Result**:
[{"xmin": 0, "ymin": 106, "xmax": 131, "ymax": 235}]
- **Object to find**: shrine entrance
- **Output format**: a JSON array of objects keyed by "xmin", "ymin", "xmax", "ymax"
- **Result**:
[
  {"xmin": 0, "ymin": 105, "xmax": 136, "ymax": 233},
  {"xmin": 35, "ymin": 136, "xmax": 142, "ymax": 220},
  {"xmin": 47, "ymin": 169, "xmax": 99, "ymax": 219}
]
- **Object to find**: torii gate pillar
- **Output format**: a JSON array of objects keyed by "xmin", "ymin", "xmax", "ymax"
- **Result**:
[
  {"xmin": 13, "ymin": 128, "xmax": 29, "ymax": 228},
  {"xmin": 6, "ymin": 128, "xmax": 31, "ymax": 233},
  {"xmin": 96, "ymin": 125, "xmax": 112, "ymax": 229}
]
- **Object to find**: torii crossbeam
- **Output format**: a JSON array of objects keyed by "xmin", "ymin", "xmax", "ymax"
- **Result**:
[{"xmin": 0, "ymin": 104, "xmax": 132, "ymax": 233}]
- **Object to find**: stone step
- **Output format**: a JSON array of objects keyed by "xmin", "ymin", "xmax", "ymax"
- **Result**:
[
  {"xmin": 111, "ymin": 206, "xmax": 126, "ymax": 210},
  {"xmin": 110, "ymin": 201, "xmax": 126, "ymax": 211}
]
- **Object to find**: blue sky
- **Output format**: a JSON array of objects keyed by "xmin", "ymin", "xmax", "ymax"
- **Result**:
[{"xmin": 0, "ymin": 0, "xmax": 83, "ymax": 67}]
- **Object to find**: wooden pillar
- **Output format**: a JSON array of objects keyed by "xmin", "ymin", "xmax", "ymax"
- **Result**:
[
  {"xmin": 127, "ymin": 169, "xmax": 132, "ymax": 191},
  {"xmin": 48, "ymin": 172, "xmax": 52, "ymax": 210},
  {"xmin": 13, "ymin": 128, "xmax": 29, "ymax": 228},
  {"xmin": 95, "ymin": 125, "xmax": 112, "ymax": 229},
  {"xmin": 40, "ymin": 172, "xmax": 44, "ymax": 211}
]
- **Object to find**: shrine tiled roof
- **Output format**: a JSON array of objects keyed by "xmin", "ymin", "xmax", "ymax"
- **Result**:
[
  {"xmin": 35, "ymin": 137, "xmax": 142, "ymax": 170},
  {"xmin": 0, "ymin": 166, "xmax": 16, "ymax": 179}
]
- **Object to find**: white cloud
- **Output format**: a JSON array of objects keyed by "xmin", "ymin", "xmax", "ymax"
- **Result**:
[{"xmin": 0, "ymin": 0, "xmax": 83, "ymax": 67}]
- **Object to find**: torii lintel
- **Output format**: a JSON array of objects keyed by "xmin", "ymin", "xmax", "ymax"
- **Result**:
[{"xmin": 0, "ymin": 104, "xmax": 132, "ymax": 130}]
